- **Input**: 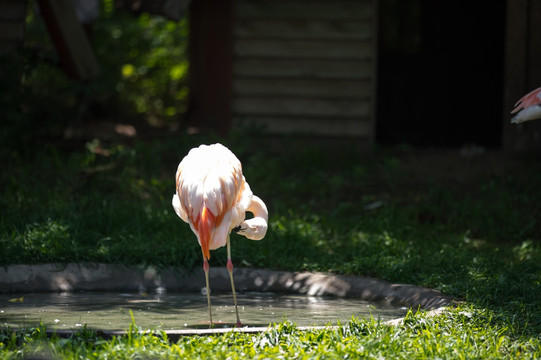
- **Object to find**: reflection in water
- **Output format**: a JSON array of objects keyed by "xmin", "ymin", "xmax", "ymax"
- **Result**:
[{"xmin": 0, "ymin": 292, "xmax": 407, "ymax": 330}]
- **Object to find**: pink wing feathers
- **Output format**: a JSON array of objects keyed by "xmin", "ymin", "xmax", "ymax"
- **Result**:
[
  {"xmin": 172, "ymin": 144, "xmax": 253, "ymax": 259},
  {"xmin": 511, "ymin": 87, "xmax": 541, "ymax": 114},
  {"xmin": 511, "ymin": 87, "xmax": 541, "ymax": 123}
]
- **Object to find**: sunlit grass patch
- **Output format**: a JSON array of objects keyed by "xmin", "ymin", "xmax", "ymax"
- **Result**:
[{"xmin": 2, "ymin": 306, "xmax": 539, "ymax": 359}]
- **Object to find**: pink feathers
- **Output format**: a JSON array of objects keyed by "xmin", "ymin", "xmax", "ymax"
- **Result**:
[
  {"xmin": 511, "ymin": 87, "xmax": 541, "ymax": 123},
  {"xmin": 172, "ymin": 143, "xmax": 253, "ymax": 258}
]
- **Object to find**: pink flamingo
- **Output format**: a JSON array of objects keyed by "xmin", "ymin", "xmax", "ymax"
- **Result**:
[{"xmin": 172, "ymin": 143, "xmax": 268, "ymax": 327}]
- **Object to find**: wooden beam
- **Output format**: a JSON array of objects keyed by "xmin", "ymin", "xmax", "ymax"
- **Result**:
[
  {"xmin": 503, "ymin": 0, "xmax": 541, "ymax": 155},
  {"xmin": 187, "ymin": 0, "xmax": 233, "ymax": 136},
  {"xmin": 37, "ymin": 0, "xmax": 100, "ymax": 80}
]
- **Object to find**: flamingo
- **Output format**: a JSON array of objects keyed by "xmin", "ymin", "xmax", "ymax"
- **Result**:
[
  {"xmin": 511, "ymin": 86, "xmax": 541, "ymax": 123},
  {"xmin": 172, "ymin": 143, "xmax": 268, "ymax": 327}
]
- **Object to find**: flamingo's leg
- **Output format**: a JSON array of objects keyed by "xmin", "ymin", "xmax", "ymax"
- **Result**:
[
  {"xmin": 227, "ymin": 239, "xmax": 242, "ymax": 327},
  {"xmin": 203, "ymin": 257, "xmax": 213, "ymax": 327}
]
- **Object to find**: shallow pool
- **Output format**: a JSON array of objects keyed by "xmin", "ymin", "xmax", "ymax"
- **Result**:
[{"xmin": 0, "ymin": 291, "xmax": 408, "ymax": 330}]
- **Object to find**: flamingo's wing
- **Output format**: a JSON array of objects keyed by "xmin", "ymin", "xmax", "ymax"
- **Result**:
[
  {"xmin": 172, "ymin": 193, "xmax": 188, "ymax": 223},
  {"xmin": 511, "ymin": 87, "xmax": 541, "ymax": 114}
]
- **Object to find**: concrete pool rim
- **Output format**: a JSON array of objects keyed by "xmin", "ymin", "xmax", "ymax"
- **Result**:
[{"xmin": 0, "ymin": 263, "xmax": 455, "ymax": 338}]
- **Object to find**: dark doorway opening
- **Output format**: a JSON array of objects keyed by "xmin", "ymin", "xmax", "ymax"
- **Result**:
[{"xmin": 376, "ymin": 0, "xmax": 506, "ymax": 147}]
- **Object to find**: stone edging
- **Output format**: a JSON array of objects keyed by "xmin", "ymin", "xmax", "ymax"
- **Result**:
[
  {"xmin": 1, "ymin": 263, "xmax": 456, "ymax": 338},
  {"xmin": 0, "ymin": 263, "xmax": 453, "ymax": 310}
]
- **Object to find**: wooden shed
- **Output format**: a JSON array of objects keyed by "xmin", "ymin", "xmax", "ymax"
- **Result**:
[
  {"xmin": 189, "ymin": 0, "xmax": 377, "ymax": 144},
  {"xmin": 5, "ymin": 0, "xmax": 541, "ymax": 154}
]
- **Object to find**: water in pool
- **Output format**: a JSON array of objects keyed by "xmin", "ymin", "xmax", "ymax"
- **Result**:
[{"xmin": 0, "ymin": 291, "xmax": 408, "ymax": 330}]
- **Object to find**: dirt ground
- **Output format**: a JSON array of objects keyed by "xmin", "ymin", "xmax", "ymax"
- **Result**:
[
  {"xmin": 387, "ymin": 146, "xmax": 528, "ymax": 184},
  {"xmin": 62, "ymin": 118, "xmax": 538, "ymax": 190}
]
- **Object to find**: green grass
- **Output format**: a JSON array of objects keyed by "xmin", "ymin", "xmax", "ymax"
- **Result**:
[
  {"xmin": 1, "ymin": 134, "xmax": 541, "ymax": 358},
  {"xmin": 1, "ymin": 308, "xmax": 539, "ymax": 359}
]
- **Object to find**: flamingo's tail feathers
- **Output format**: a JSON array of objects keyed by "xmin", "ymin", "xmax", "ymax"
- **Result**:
[{"xmin": 197, "ymin": 206, "xmax": 215, "ymax": 260}]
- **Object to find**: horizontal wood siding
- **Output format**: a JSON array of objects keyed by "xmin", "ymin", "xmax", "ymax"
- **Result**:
[
  {"xmin": 232, "ymin": 0, "xmax": 376, "ymax": 138},
  {"xmin": 236, "ymin": 2, "xmax": 372, "ymax": 20},
  {"xmin": 234, "ymin": 59, "xmax": 372, "ymax": 79},
  {"xmin": 0, "ymin": 1, "xmax": 27, "ymax": 54},
  {"xmin": 234, "ymin": 79, "xmax": 371, "ymax": 98},
  {"xmin": 236, "ymin": 20, "xmax": 372, "ymax": 40},
  {"xmin": 234, "ymin": 98, "xmax": 369, "ymax": 117}
]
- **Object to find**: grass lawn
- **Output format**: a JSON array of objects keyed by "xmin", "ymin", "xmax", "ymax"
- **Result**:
[{"xmin": 1, "ymin": 133, "xmax": 540, "ymax": 358}]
